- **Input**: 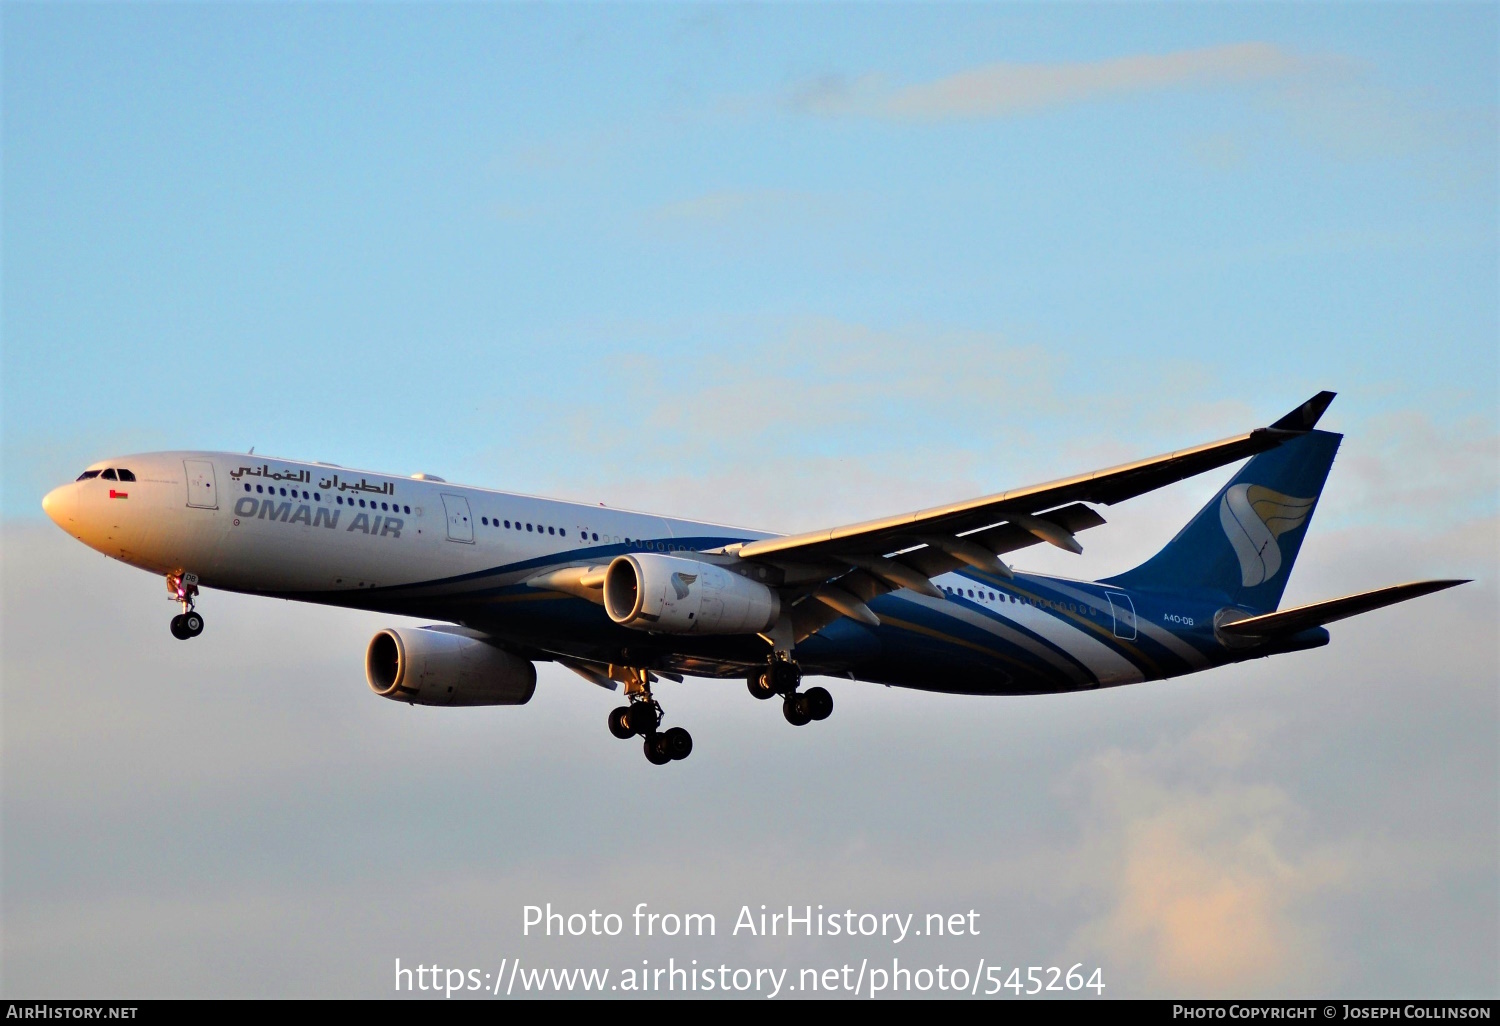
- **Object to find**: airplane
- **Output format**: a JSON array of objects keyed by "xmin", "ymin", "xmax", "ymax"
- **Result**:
[{"xmin": 41, "ymin": 391, "xmax": 1467, "ymax": 765}]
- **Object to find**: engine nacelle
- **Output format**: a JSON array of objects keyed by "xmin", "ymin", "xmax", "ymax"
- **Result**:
[
  {"xmin": 365, "ymin": 626, "xmax": 536, "ymax": 706},
  {"xmin": 603, "ymin": 553, "xmax": 781, "ymax": 634}
]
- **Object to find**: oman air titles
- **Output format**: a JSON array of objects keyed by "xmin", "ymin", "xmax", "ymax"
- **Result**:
[{"xmin": 233, "ymin": 496, "xmax": 404, "ymax": 539}]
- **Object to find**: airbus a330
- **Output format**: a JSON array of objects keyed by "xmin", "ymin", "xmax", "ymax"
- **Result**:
[{"xmin": 43, "ymin": 391, "xmax": 1466, "ymax": 764}]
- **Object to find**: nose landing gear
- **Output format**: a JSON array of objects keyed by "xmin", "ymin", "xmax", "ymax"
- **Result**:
[
  {"xmin": 166, "ymin": 572, "xmax": 204, "ymax": 640},
  {"xmin": 606, "ymin": 667, "xmax": 692, "ymax": 765}
]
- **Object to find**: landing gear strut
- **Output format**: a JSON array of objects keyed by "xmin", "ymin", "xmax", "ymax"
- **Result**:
[
  {"xmin": 606, "ymin": 668, "xmax": 692, "ymax": 765},
  {"xmin": 166, "ymin": 572, "xmax": 204, "ymax": 640},
  {"xmin": 749, "ymin": 656, "xmax": 833, "ymax": 727}
]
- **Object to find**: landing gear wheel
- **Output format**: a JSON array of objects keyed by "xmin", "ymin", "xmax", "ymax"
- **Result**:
[
  {"xmin": 182, "ymin": 611, "xmax": 204, "ymax": 638},
  {"xmin": 169, "ymin": 614, "xmax": 188, "ymax": 640},
  {"xmin": 783, "ymin": 692, "xmax": 812, "ymax": 726},
  {"xmin": 804, "ymin": 686, "xmax": 833, "ymax": 721},
  {"xmin": 643, "ymin": 733, "xmax": 672, "ymax": 765},
  {"xmin": 627, "ymin": 701, "xmax": 661, "ymax": 736},
  {"xmin": 662, "ymin": 726, "xmax": 693, "ymax": 761},
  {"xmin": 747, "ymin": 670, "xmax": 777, "ymax": 700},
  {"xmin": 608, "ymin": 707, "xmax": 635, "ymax": 740}
]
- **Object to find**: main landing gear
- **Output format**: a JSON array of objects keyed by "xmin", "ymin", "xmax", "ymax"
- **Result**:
[
  {"xmin": 748, "ymin": 657, "xmax": 833, "ymax": 727},
  {"xmin": 166, "ymin": 571, "xmax": 204, "ymax": 641},
  {"xmin": 607, "ymin": 668, "xmax": 692, "ymax": 765}
]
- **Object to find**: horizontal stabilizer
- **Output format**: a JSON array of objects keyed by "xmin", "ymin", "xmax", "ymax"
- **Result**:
[{"xmin": 1217, "ymin": 579, "xmax": 1469, "ymax": 637}]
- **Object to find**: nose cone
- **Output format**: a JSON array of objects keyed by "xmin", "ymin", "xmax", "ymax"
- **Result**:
[{"xmin": 42, "ymin": 484, "xmax": 74, "ymax": 528}]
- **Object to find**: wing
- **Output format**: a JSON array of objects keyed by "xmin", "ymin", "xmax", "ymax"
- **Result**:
[
  {"xmin": 524, "ymin": 392, "xmax": 1337, "ymax": 646},
  {"xmin": 726, "ymin": 391, "xmax": 1338, "ymax": 641}
]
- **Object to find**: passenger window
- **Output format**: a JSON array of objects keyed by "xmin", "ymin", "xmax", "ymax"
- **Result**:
[
  {"xmin": 527, "ymin": 524, "xmax": 533, "ymax": 532},
  {"xmin": 559, "ymin": 529, "xmax": 566, "ymax": 537},
  {"xmin": 116, "ymin": 469, "xmax": 136, "ymax": 482},
  {"xmin": 101, "ymin": 469, "xmax": 118, "ymax": 481},
  {"xmin": 548, "ymin": 526, "xmax": 555, "ymax": 535}
]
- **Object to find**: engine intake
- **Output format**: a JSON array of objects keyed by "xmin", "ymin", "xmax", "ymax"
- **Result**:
[
  {"xmin": 366, "ymin": 626, "xmax": 536, "ymax": 706},
  {"xmin": 603, "ymin": 553, "xmax": 780, "ymax": 634}
]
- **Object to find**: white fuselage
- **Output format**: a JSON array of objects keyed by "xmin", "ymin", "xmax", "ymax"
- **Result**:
[{"xmin": 43, "ymin": 451, "xmax": 767, "ymax": 598}]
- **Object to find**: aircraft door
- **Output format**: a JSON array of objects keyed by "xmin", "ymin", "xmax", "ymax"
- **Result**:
[
  {"xmin": 1107, "ymin": 592, "xmax": 1137, "ymax": 641},
  {"xmin": 441, "ymin": 493, "xmax": 474, "ymax": 543},
  {"xmin": 184, "ymin": 460, "xmax": 218, "ymax": 509}
]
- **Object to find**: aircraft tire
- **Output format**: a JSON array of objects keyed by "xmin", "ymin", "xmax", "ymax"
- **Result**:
[
  {"xmin": 782, "ymin": 693, "xmax": 812, "ymax": 727},
  {"xmin": 663, "ymin": 726, "xmax": 693, "ymax": 760},
  {"xmin": 643, "ymin": 733, "xmax": 672, "ymax": 765},
  {"xmin": 747, "ymin": 671, "xmax": 776, "ymax": 700},
  {"xmin": 608, "ymin": 707, "xmax": 634, "ymax": 740},
  {"xmin": 805, "ymin": 686, "xmax": 833, "ymax": 721}
]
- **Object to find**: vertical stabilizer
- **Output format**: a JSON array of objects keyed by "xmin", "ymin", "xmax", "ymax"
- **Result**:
[{"xmin": 1102, "ymin": 429, "xmax": 1342, "ymax": 611}]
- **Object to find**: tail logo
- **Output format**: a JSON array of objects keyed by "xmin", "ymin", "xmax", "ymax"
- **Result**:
[{"xmin": 1219, "ymin": 484, "xmax": 1316, "ymax": 587}]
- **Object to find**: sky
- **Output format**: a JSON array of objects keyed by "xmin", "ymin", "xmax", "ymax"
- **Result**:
[{"xmin": 2, "ymin": 2, "xmax": 1496, "ymax": 999}]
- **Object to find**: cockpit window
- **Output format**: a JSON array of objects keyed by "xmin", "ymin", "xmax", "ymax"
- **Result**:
[
  {"xmin": 116, "ymin": 469, "xmax": 136, "ymax": 482},
  {"xmin": 76, "ymin": 470, "xmax": 101, "ymax": 481},
  {"xmin": 101, "ymin": 469, "xmax": 118, "ymax": 481}
]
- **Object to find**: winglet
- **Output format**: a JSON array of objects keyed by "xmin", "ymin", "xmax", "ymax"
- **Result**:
[{"xmin": 1269, "ymin": 391, "xmax": 1337, "ymax": 432}]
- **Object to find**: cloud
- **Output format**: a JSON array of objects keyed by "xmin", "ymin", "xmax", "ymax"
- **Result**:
[
  {"xmin": 476, "ymin": 314, "xmax": 1500, "ymax": 569},
  {"xmin": 642, "ymin": 189, "xmax": 852, "ymax": 243},
  {"xmin": 788, "ymin": 43, "xmax": 1494, "ymax": 180},
  {"xmin": 1062, "ymin": 722, "xmax": 1351, "ymax": 994},
  {"xmin": 791, "ymin": 43, "xmax": 1322, "ymax": 121},
  {"xmin": 499, "ymin": 316, "xmax": 1079, "ymax": 530},
  {"xmin": 649, "ymin": 188, "xmax": 820, "ymax": 226},
  {"xmin": 1320, "ymin": 409, "xmax": 1499, "ymax": 530},
  {"xmin": 1270, "ymin": 73, "xmax": 1497, "ymax": 171}
]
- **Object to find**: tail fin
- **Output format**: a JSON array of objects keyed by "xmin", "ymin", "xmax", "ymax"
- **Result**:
[{"xmin": 1103, "ymin": 429, "xmax": 1342, "ymax": 611}]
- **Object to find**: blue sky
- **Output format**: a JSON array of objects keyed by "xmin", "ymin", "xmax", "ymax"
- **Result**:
[
  {"xmin": 3, "ymin": 3, "xmax": 1496, "ymax": 998},
  {"xmin": 4, "ymin": 3, "xmax": 1495, "ymax": 524}
]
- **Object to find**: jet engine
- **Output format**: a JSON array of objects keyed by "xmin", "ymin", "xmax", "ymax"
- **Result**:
[
  {"xmin": 365, "ymin": 626, "xmax": 536, "ymax": 706},
  {"xmin": 603, "ymin": 553, "xmax": 780, "ymax": 634}
]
